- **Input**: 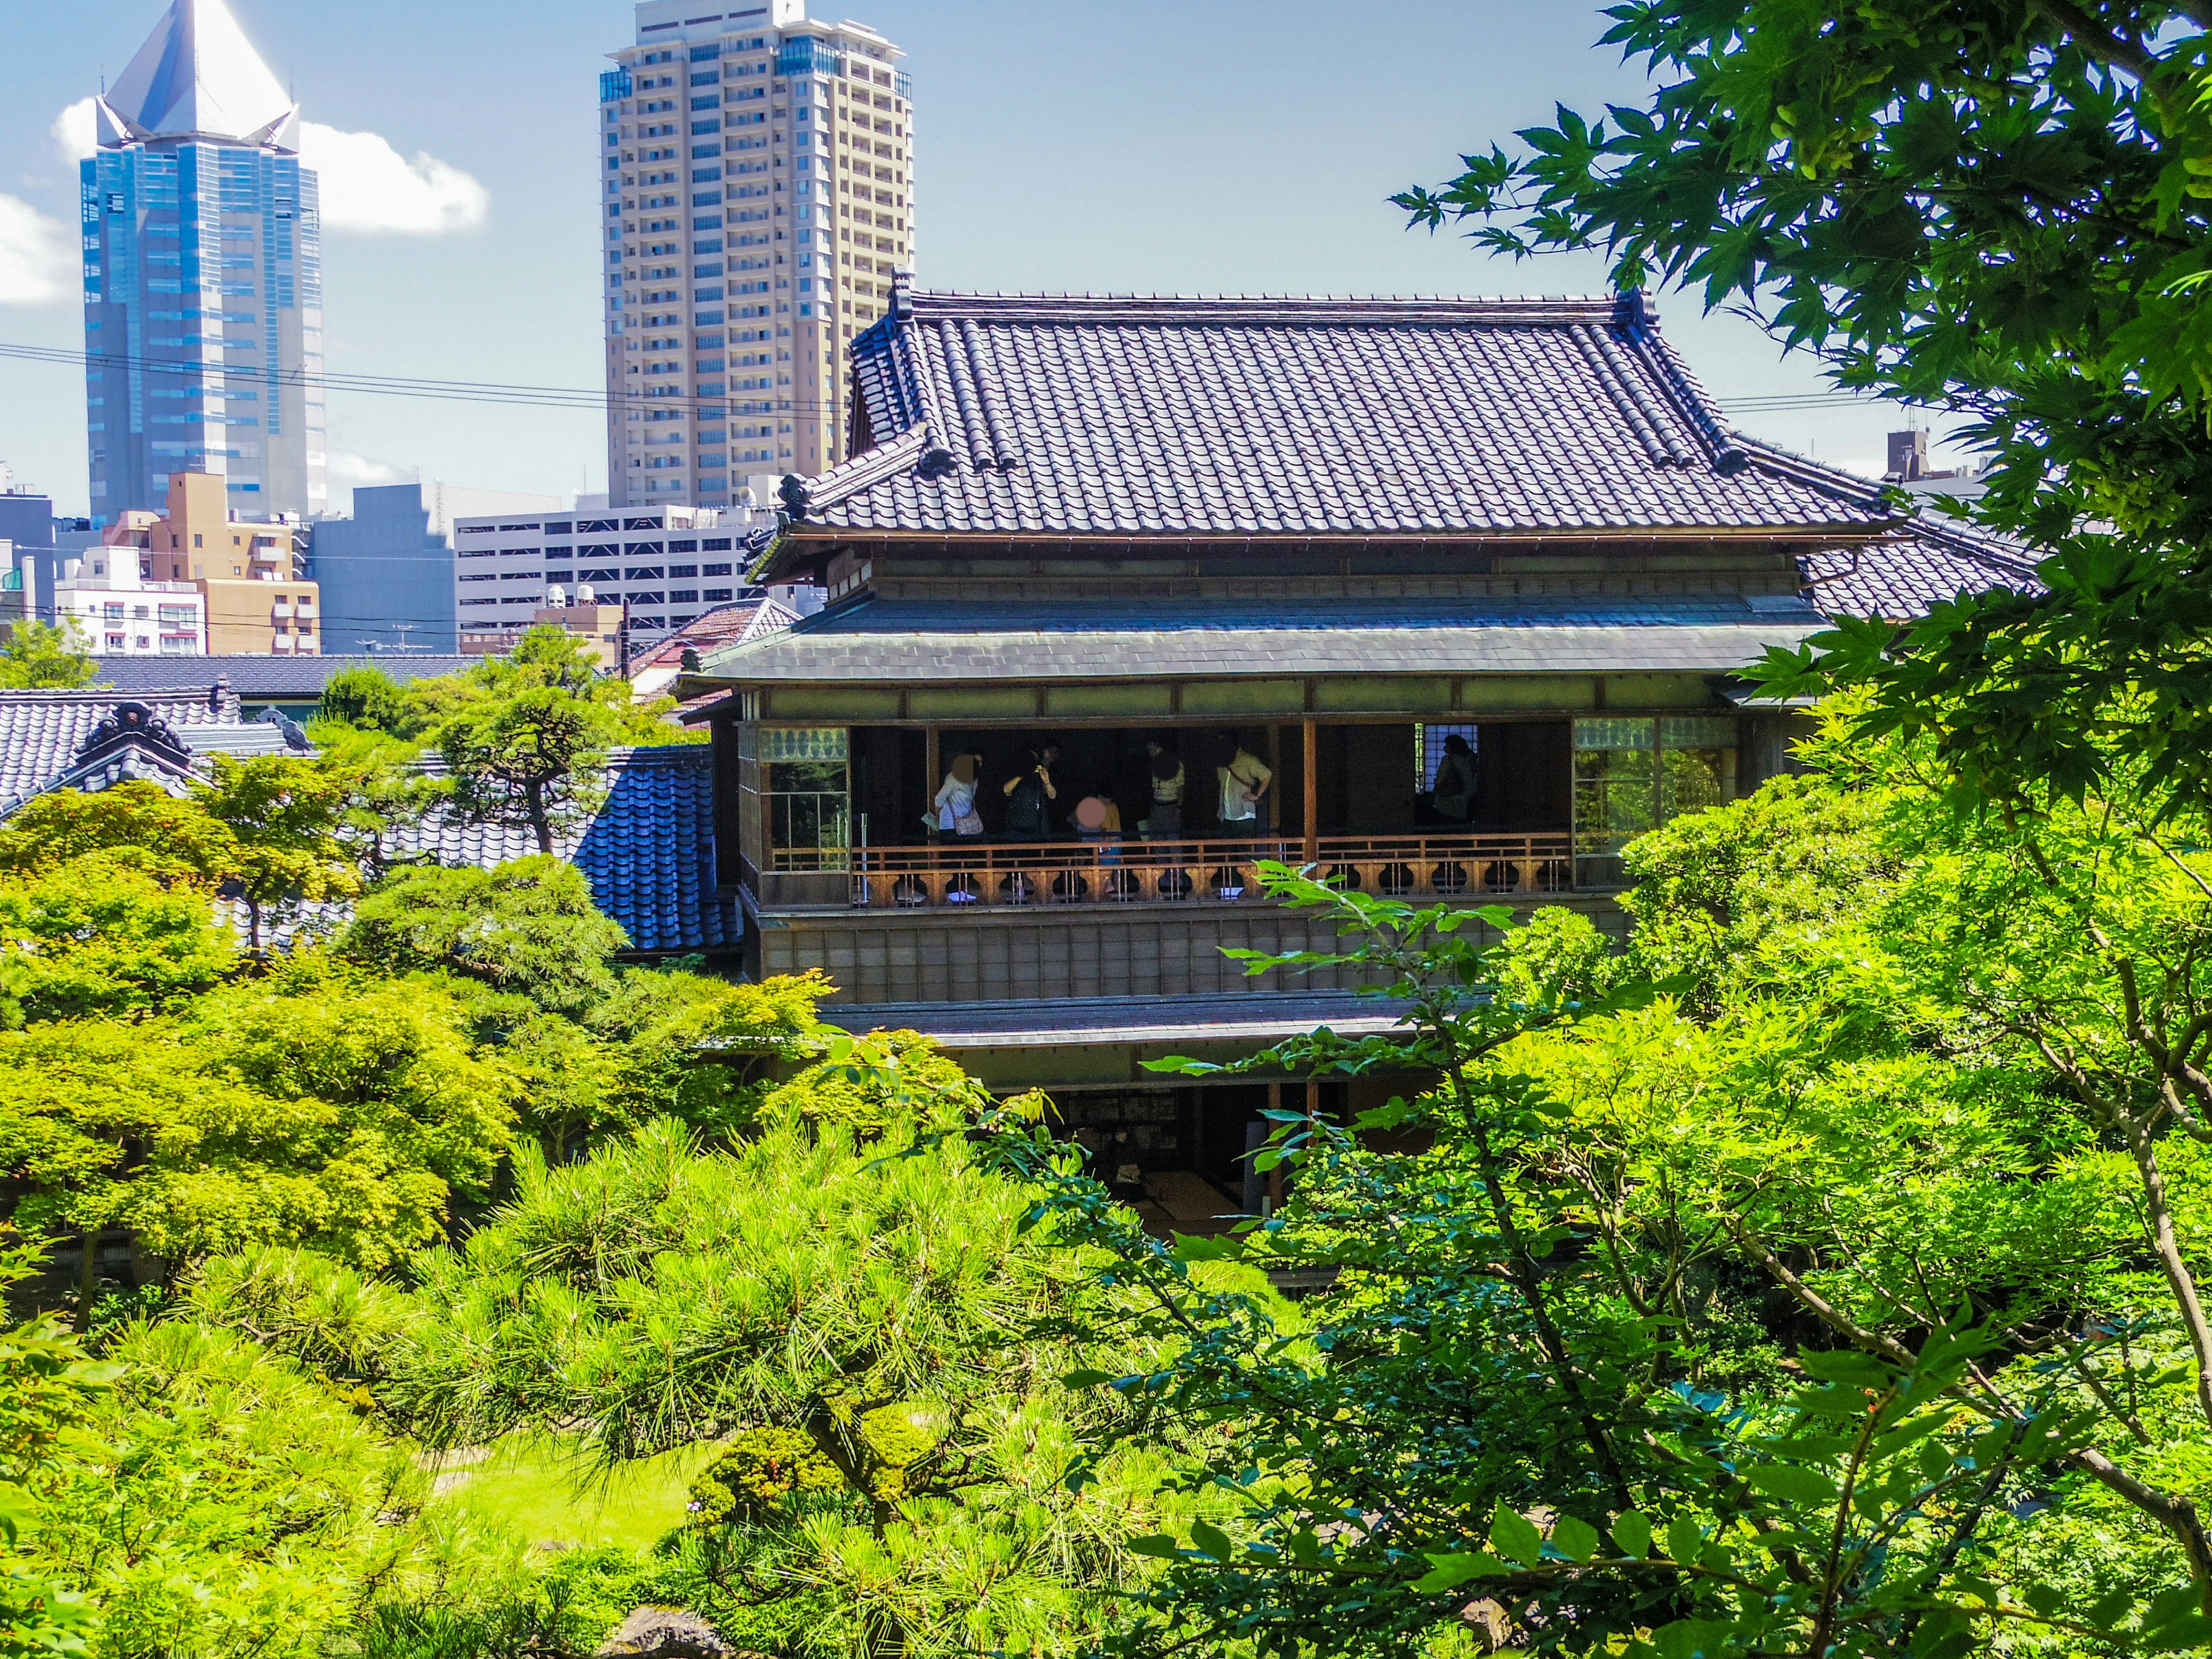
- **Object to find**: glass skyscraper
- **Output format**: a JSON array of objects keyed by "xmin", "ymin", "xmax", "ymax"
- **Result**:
[{"xmin": 83, "ymin": 0, "xmax": 325, "ymax": 524}]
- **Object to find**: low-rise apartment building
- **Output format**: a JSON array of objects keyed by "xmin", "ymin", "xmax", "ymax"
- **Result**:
[{"xmin": 114, "ymin": 472, "xmax": 319, "ymax": 654}]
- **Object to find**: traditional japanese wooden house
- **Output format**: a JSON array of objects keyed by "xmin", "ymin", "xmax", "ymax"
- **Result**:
[{"xmin": 675, "ymin": 283, "xmax": 2020, "ymax": 1217}]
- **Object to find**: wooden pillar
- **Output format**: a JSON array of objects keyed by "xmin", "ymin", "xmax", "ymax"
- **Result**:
[
  {"xmin": 1267, "ymin": 724, "xmax": 1283, "ymax": 843},
  {"xmin": 925, "ymin": 726, "xmax": 941, "ymax": 840},
  {"xmin": 1267, "ymin": 1080, "xmax": 1286, "ymax": 1212},
  {"xmin": 1302, "ymin": 717, "xmax": 1320, "ymax": 868}
]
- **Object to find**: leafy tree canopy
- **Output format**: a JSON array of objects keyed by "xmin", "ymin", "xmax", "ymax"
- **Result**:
[
  {"xmin": 213, "ymin": 1092, "xmax": 1214, "ymax": 1659},
  {"xmin": 0, "ymin": 956, "xmax": 518, "ymax": 1269},
  {"xmin": 1014, "ymin": 711, "xmax": 2212, "ymax": 1657},
  {"xmin": 1400, "ymin": 2, "xmax": 2212, "ymax": 813},
  {"xmin": 0, "ymin": 855, "xmax": 236, "ymax": 1029},
  {"xmin": 339, "ymin": 855, "xmax": 627, "ymax": 1018},
  {"xmin": 0, "ymin": 622, "xmax": 95, "ymax": 692}
]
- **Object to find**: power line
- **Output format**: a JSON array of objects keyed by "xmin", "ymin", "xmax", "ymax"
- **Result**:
[
  {"xmin": 0, "ymin": 342, "xmax": 850, "ymax": 418},
  {"xmin": 3, "ymin": 338, "xmax": 1899, "ymax": 421}
]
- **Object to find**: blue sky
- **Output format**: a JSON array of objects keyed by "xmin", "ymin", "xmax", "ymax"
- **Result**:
[{"xmin": 0, "ymin": 0, "xmax": 1941, "ymax": 518}]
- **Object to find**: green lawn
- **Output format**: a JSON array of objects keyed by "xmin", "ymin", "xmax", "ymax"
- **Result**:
[{"xmin": 423, "ymin": 1435, "xmax": 720, "ymax": 1551}]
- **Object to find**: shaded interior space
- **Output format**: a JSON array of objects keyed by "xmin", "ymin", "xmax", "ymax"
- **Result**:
[
  {"xmin": 1055, "ymin": 1082, "xmax": 1350, "ymax": 1236},
  {"xmin": 846, "ymin": 721, "xmax": 1574, "ymax": 849}
]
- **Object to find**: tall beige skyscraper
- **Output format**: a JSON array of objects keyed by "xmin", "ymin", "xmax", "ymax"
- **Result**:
[{"xmin": 601, "ymin": 0, "xmax": 912, "ymax": 507}]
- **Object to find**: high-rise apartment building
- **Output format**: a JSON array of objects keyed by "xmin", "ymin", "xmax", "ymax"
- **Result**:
[
  {"xmin": 84, "ymin": 0, "xmax": 326, "ymax": 524},
  {"xmin": 601, "ymin": 0, "xmax": 912, "ymax": 507}
]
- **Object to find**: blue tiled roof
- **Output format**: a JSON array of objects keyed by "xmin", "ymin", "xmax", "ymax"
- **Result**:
[
  {"xmin": 389, "ymin": 746, "xmax": 740, "ymax": 956},
  {"xmin": 774, "ymin": 289, "xmax": 1903, "ymax": 549}
]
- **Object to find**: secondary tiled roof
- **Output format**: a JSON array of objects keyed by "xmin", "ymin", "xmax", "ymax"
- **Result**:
[
  {"xmin": 626, "ymin": 596, "xmax": 801, "ymax": 703},
  {"xmin": 835, "ymin": 991, "xmax": 1411, "ymax": 1049},
  {"xmin": 699, "ymin": 593, "xmax": 1827, "ymax": 683},
  {"xmin": 773, "ymin": 287, "xmax": 1903, "ymax": 548},
  {"xmin": 1801, "ymin": 518, "xmax": 2044, "ymax": 620},
  {"xmin": 388, "ymin": 746, "xmax": 740, "ymax": 956},
  {"xmin": 0, "ymin": 685, "xmax": 288, "ymax": 810},
  {"xmin": 92, "ymin": 654, "xmax": 478, "ymax": 698}
]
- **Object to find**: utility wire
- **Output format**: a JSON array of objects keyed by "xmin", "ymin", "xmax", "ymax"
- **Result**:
[{"xmin": 2, "ymin": 338, "xmax": 1895, "ymax": 421}]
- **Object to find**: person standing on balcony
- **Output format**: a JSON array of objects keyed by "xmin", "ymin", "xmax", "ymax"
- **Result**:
[
  {"xmin": 1146, "ymin": 740, "xmax": 1185, "ymax": 838},
  {"xmin": 1431, "ymin": 733, "xmax": 1479, "ymax": 825},
  {"xmin": 1002, "ymin": 743, "xmax": 1059, "ymax": 840},
  {"xmin": 1218, "ymin": 739, "xmax": 1274, "ymax": 837},
  {"xmin": 933, "ymin": 751, "xmax": 986, "ymax": 838}
]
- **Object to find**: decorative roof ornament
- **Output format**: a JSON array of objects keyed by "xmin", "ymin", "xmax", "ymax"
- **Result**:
[
  {"xmin": 97, "ymin": 0, "xmax": 300, "ymax": 153},
  {"xmin": 78, "ymin": 700, "xmax": 198, "ymax": 772}
]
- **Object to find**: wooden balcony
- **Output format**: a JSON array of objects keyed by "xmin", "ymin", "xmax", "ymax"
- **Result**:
[{"xmin": 841, "ymin": 831, "xmax": 1574, "ymax": 912}]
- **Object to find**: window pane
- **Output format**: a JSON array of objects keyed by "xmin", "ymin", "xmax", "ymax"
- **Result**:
[{"xmin": 1661, "ymin": 748, "xmax": 1734, "ymax": 820}]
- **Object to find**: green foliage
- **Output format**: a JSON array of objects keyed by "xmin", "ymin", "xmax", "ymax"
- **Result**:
[
  {"xmin": 374, "ymin": 1112, "xmax": 1189, "ymax": 1657},
  {"xmin": 0, "ymin": 623, "xmax": 94, "ymax": 692},
  {"xmin": 1012, "ymin": 747, "xmax": 2212, "ymax": 1656},
  {"xmin": 0, "ymin": 783, "xmax": 240, "ymax": 889},
  {"xmin": 1399, "ymin": 3, "xmax": 2212, "ymax": 816},
  {"xmin": 0, "ymin": 960, "xmax": 517, "ymax": 1268},
  {"xmin": 339, "ymin": 857, "xmax": 628, "ymax": 1018},
  {"xmin": 196, "ymin": 755, "xmax": 360, "ymax": 950},
  {"xmin": 0, "ymin": 855, "xmax": 235, "ymax": 1028},
  {"xmin": 319, "ymin": 666, "xmax": 410, "ymax": 734}
]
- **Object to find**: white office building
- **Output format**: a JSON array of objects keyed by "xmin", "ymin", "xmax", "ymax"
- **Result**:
[
  {"xmin": 600, "ymin": 0, "xmax": 912, "ymax": 507},
  {"xmin": 452, "ymin": 502, "xmax": 771, "ymax": 645}
]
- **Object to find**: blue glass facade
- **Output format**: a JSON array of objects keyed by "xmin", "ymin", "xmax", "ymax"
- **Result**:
[{"xmin": 82, "ymin": 141, "xmax": 325, "ymax": 524}]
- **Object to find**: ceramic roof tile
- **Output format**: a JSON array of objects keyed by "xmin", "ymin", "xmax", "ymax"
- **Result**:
[
  {"xmin": 0, "ymin": 685, "xmax": 257, "ymax": 805},
  {"xmin": 386, "ymin": 745, "xmax": 740, "ymax": 955},
  {"xmin": 703, "ymin": 594, "xmax": 1827, "ymax": 682},
  {"xmin": 91, "ymin": 654, "xmax": 478, "ymax": 698},
  {"xmin": 1798, "ymin": 518, "xmax": 2043, "ymax": 620},
  {"xmin": 795, "ymin": 291, "xmax": 1902, "ymax": 546}
]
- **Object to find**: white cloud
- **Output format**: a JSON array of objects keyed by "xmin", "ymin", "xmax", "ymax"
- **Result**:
[
  {"xmin": 54, "ymin": 97, "xmax": 95, "ymax": 164},
  {"xmin": 0, "ymin": 195, "xmax": 73, "ymax": 305},
  {"xmin": 325, "ymin": 450, "xmax": 408, "ymax": 491},
  {"xmin": 51, "ymin": 97, "xmax": 489, "ymax": 236},
  {"xmin": 298, "ymin": 124, "xmax": 488, "ymax": 234}
]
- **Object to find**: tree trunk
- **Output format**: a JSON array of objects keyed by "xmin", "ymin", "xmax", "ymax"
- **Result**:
[
  {"xmin": 527, "ymin": 777, "xmax": 554, "ymax": 855},
  {"xmin": 75, "ymin": 1229, "xmax": 99, "ymax": 1334}
]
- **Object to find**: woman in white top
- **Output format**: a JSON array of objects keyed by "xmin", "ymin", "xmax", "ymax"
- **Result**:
[{"xmin": 934, "ymin": 751, "xmax": 986, "ymax": 837}]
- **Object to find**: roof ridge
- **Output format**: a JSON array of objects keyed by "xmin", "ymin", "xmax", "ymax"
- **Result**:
[
  {"xmin": 904, "ymin": 290, "xmax": 1631, "ymax": 326},
  {"xmin": 794, "ymin": 425, "xmax": 931, "ymax": 515}
]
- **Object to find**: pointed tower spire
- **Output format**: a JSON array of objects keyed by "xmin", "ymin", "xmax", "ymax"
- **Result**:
[{"xmin": 98, "ymin": 0, "xmax": 298, "ymax": 151}]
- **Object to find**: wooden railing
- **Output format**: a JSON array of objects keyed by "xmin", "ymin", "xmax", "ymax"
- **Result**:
[{"xmin": 846, "ymin": 832, "xmax": 1574, "ymax": 911}]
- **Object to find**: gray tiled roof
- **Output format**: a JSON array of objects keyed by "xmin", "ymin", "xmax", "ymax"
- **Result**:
[
  {"xmin": 835, "ymin": 992, "xmax": 1408, "ymax": 1049},
  {"xmin": 92, "ymin": 654, "xmax": 478, "ymax": 698},
  {"xmin": 388, "ymin": 746, "xmax": 740, "ymax": 956},
  {"xmin": 1801, "ymin": 518, "xmax": 2043, "ymax": 620},
  {"xmin": 700, "ymin": 593, "xmax": 1827, "ymax": 683},
  {"xmin": 779, "ymin": 290, "xmax": 1903, "ymax": 544},
  {"xmin": 0, "ymin": 685, "xmax": 257, "ymax": 808}
]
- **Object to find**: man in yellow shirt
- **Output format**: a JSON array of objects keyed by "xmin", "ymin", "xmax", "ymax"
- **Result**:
[{"xmin": 1217, "ymin": 741, "xmax": 1273, "ymax": 836}]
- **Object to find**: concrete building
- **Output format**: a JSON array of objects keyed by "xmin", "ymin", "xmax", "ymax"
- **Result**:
[
  {"xmin": 460, "ymin": 600, "xmax": 630, "ymax": 670},
  {"xmin": 601, "ymin": 1, "xmax": 912, "ymax": 507},
  {"xmin": 83, "ymin": 0, "xmax": 326, "ymax": 523},
  {"xmin": 120, "ymin": 472, "xmax": 317, "ymax": 654},
  {"xmin": 452, "ymin": 503, "xmax": 774, "ymax": 646},
  {"xmin": 31, "ymin": 543, "xmax": 205, "ymax": 657},
  {"xmin": 0, "ymin": 482, "xmax": 59, "ymax": 628},
  {"xmin": 309, "ymin": 483, "xmax": 561, "ymax": 653}
]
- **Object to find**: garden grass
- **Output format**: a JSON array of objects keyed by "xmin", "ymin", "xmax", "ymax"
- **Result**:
[{"xmin": 423, "ymin": 1435, "xmax": 718, "ymax": 1551}]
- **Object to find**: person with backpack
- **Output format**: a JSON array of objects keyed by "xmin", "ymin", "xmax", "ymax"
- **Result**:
[{"xmin": 1001, "ymin": 743, "xmax": 1059, "ymax": 840}]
